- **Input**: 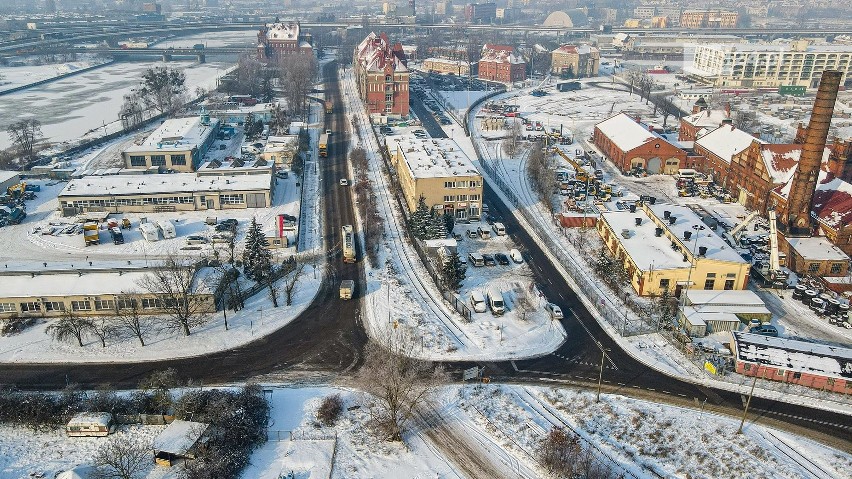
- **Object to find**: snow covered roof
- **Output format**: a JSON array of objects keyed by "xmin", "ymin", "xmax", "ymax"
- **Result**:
[
  {"xmin": 785, "ymin": 236, "xmax": 849, "ymax": 262},
  {"xmin": 552, "ymin": 44, "xmax": 598, "ymax": 56},
  {"xmin": 699, "ymin": 42, "xmax": 852, "ymax": 54},
  {"xmin": 731, "ymin": 331, "xmax": 852, "ymax": 380},
  {"xmin": 197, "ymin": 157, "xmax": 273, "ymax": 173},
  {"xmin": 480, "ymin": 44, "xmax": 525, "ymax": 65},
  {"xmin": 68, "ymin": 412, "xmax": 113, "ymax": 426},
  {"xmin": 262, "ymin": 22, "xmax": 300, "ymax": 41},
  {"xmin": 387, "ymin": 135, "xmax": 481, "ymax": 180},
  {"xmin": 594, "ymin": 113, "xmax": 669, "ymax": 152},
  {"xmin": 685, "ymin": 289, "xmax": 766, "ymax": 307},
  {"xmin": 0, "ymin": 170, "xmax": 19, "ymax": 185},
  {"xmin": 57, "ymin": 467, "xmax": 98, "ymax": 479},
  {"xmin": 154, "ymin": 420, "xmax": 209, "ymax": 456},
  {"xmin": 647, "ymin": 204, "xmax": 747, "ymax": 264},
  {"xmin": 59, "ymin": 173, "xmax": 271, "ymax": 197},
  {"xmin": 694, "ymin": 125, "xmax": 761, "ymax": 164},
  {"xmin": 0, "ymin": 269, "xmax": 212, "ymax": 298},
  {"xmin": 355, "ymin": 32, "xmax": 408, "ymax": 73},
  {"xmin": 683, "ymin": 109, "xmax": 730, "ymax": 129},
  {"xmin": 811, "ymin": 172, "xmax": 852, "ymax": 230},
  {"xmin": 124, "ymin": 116, "xmax": 220, "ymax": 154}
]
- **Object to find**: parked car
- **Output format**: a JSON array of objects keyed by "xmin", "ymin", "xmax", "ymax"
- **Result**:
[
  {"xmin": 186, "ymin": 235, "xmax": 208, "ymax": 245},
  {"xmin": 495, "ymin": 253, "xmax": 510, "ymax": 265},
  {"xmin": 466, "ymin": 229, "xmax": 478, "ymax": 239},
  {"xmin": 750, "ymin": 324, "xmax": 778, "ymax": 337},
  {"xmin": 468, "ymin": 252, "xmax": 485, "ymax": 267},
  {"xmin": 469, "ymin": 291, "xmax": 487, "ymax": 313},
  {"xmin": 482, "ymin": 253, "xmax": 496, "ymax": 266},
  {"xmin": 339, "ymin": 178, "xmax": 349, "ymax": 186},
  {"xmin": 509, "ymin": 248, "xmax": 524, "ymax": 264},
  {"xmin": 545, "ymin": 303, "xmax": 564, "ymax": 320}
]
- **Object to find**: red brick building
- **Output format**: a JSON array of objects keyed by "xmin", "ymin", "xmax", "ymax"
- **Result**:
[
  {"xmin": 592, "ymin": 113, "xmax": 687, "ymax": 174},
  {"xmin": 679, "ymin": 107, "xmax": 732, "ymax": 142},
  {"xmin": 730, "ymin": 331, "xmax": 851, "ymax": 395},
  {"xmin": 692, "ymin": 124, "xmax": 759, "ymax": 182},
  {"xmin": 256, "ymin": 21, "xmax": 313, "ymax": 61},
  {"xmin": 478, "ymin": 44, "xmax": 526, "ymax": 84},
  {"xmin": 353, "ymin": 32, "xmax": 410, "ymax": 117}
]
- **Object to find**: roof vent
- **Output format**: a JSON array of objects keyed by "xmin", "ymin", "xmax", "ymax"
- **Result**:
[
  {"xmin": 635, "ymin": 217, "xmax": 642, "ymax": 226},
  {"xmin": 698, "ymin": 246, "xmax": 708, "ymax": 256},
  {"xmin": 663, "ymin": 210, "xmax": 671, "ymax": 219},
  {"xmin": 669, "ymin": 215, "xmax": 676, "ymax": 225},
  {"xmin": 620, "ymin": 229, "xmax": 631, "ymax": 239},
  {"xmin": 655, "ymin": 227, "xmax": 663, "ymax": 237},
  {"xmin": 684, "ymin": 230, "xmax": 692, "ymax": 240}
]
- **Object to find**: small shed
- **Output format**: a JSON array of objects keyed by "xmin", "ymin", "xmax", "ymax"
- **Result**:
[
  {"xmin": 153, "ymin": 419, "xmax": 209, "ymax": 467},
  {"xmin": 678, "ymin": 308, "xmax": 708, "ymax": 337},
  {"xmin": 66, "ymin": 412, "xmax": 115, "ymax": 437}
]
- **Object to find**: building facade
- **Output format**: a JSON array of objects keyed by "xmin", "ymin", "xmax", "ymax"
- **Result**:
[
  {"xmin": 593, "ymin": 113, "xmax": 687, "ymax": 174},
  {"xmin": 679, "ymin": 10, "xmax": 738, "ymax": 28},
  {"xmin": 387, "ymin": 135, "xmax": 483, "ymax": 220},
  {"xmin": 58, "ymin": 173, "xmax": 273, "ymax": 215},
  {"xmin": 465, "ymin": 2, "xmax": 496, "ymax": 23},
  {"xmin": 422, "ymin": 58, "xmax": 473, "ymax": 76},
  {"xmin": 353, "ymin": 32, "xmax": 410, "ymax": 117},
  {"xmin": 478, "ymin": 44, "xmax": 526, "ymax": 83},
  {"xmin": 692, "ymin": 124, "xmax": 759, "ymax": 183},
  {"xmin": 596, "ymin": 203, "xmax": 750, "ymax": 296},
  {"xmin": 122, "ymin": 115, "xmax": 220, "ymax": 173},
  {"xmin": 550, "ymin": 44, "xmax": 600, "ymax": 78},
  {"xmin": 0, "ymin": 269, "xmax": 216, "ymax": 319},
  {"xmin": 688, "ymin": 41, "xmax": 852, "ymax": 88},
  {"xmin": 256, "ymin": 21, "xmax": 313, "ymax": 61}
]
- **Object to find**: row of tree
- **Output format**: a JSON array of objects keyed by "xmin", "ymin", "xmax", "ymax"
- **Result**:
[
  {"xmin": 350, "ymin": 148, "xmax": 385, "ymax": 267},
  {"xmin": 526, "ymin": 140, "xmax": 559, "ymax": 214}
]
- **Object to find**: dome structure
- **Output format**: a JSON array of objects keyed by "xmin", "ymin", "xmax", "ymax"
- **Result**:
[{"xmin": 543, "ymin": 11, "xmax": 574, "ymax": 28}]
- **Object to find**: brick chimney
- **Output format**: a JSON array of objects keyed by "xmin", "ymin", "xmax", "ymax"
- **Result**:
[{"xmin": 784, "ymin": 70, "xmax": 842, "ymax": 236}]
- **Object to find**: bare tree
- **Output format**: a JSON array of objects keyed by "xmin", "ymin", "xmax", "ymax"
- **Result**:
[
  {"xmin": 282, "ymin": 262, "xmax": 305, "ymax": 306},
  {"xmin": 119, "ymin": 92, "xmax": 145, "ymax": 131},
  {"xmin": 93, "ymin": 436, "xmax": 151, "ymax": 479},
  {"xmin": 502, "ymin": 120, "xmax": 522, "ymax": 157},
  {"xmin": 138, "ymin": 257, "xmax": 210, "ymax": 336},
  {"xmin": 46, "ymin": 309, "xmax": 93, "ymax": 347},
  {"xmin": 114, "ymin": 296, "xmax": 151, "ymax": 346},
  {"xmin": 138, "ymin": 66, "xmax": 187, "ymax": 115},
  {"xmin": 732, "ymin": 108, "xmax": 760, "ymax": 135},
  {"xmin": 279, "ymin": 54, "xmax": 317, "ymax": 117},
  {"xmin": 6, "ymin": 119, "xmax": 43, "ymax": 163},
  {"xmin": 90, "ymin": 317, "xmax": 116, "ymax": 348},
  {"xmin": 138, "ymin": 368, "xmax": 179, "ymax": 415},
  {"xmin": 355, "ymin": 332, "xmax": 448, "ymax": 441},
  {"xmin": 527, "ymin": 141, "xmax": 558, "ymax": 213}
]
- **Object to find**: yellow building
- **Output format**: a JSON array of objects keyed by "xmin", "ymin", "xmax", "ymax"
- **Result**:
[
  {"xmin": 422, "ymin": 57, "xmax": 473, "ymax": 76},
  {"xmin": 122, "ymin": 115, "xmax": 220, "ymax": 172},
  {"xmin": 596, "ymin": 203, "xmax": 750, "ymax": 296},
  {"xmin": 58, "ymin": 173, "xmax": 273, "ymax": 215},
  {"xmin": 551, "ymin": 44, "xmax": 600, "ymax": 78},
  {"xmin": 259, "ymin": 135, "xmax": 300, "ymax": 168},
  {"xmin": 386, "ymin": 135, "xmax": 483, "ymax": 220},
  {"xmin": 0, "ymin": 269, "xmax": 216, "ymax": 319}
]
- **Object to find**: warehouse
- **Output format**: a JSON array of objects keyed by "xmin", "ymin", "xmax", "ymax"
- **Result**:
[
  {"xmin": 58, "ymin": 173, "xmax": 272, "ymax": 215},
  {"xmin": 0, "ymin": 170, "xmax": 21, "ymax": 194},
  {"xmin": 122, "ymin": 114, "xmax": 220, "ymax": 173},
  {"xmin": 593, "ymin": 113, "xmax": 687, "ymax": 174}
]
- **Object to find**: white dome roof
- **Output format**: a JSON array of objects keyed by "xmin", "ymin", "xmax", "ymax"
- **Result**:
[{"xmin": 543, "ymin": 11, "xmax": 574, "ymax": 28}]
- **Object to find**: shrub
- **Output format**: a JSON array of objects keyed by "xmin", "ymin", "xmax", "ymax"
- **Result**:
[{"xmin": 317, "ymin": 394, "xmax": 343, "ymax": 426}]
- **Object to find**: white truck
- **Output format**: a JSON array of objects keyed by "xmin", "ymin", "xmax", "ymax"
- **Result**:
[
  {"xmin": 339, "ymin": 280, "xmax": 355, "ymax": 300},
  {"xmin": 157, "ymin": 220, "xmax": 176, "ymax": 239},
  {"xmin": 487, "ymin": 287, "xmax": 505, "ymax": 316},
  {"xmin": 139, "ymin": 222, "xmax": 160, "ymax": 242}
]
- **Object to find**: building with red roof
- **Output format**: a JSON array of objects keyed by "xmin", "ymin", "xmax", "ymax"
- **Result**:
[
  {"xmin": 478, "ymin": 44, "xmax": 526, "ymax": 83},
  {"xmin": 592, "ymin": 113, "xmax": 687, "ymax": 174},
  {"xmin": 353, "ymin": 32, "xmax": 410, "ymax": 117},
  {"xmin": 550, "ymin": 44, "xmax": 600, "ymax": 78},
  {"xmin": 256, "ymin": 21, "xmax": 313, "ymax": 61}
]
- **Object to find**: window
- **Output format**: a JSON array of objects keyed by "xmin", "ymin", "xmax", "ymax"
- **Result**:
[
  {"xmin": 458, "ymin": 195, "xmax": 468, "ymax": 201},
  {"xmin": 220, "ymin": 194, "xmax": 245, "ymax": 205},
  {"xmin": 659, "ymin": 279, "xmax": 670, "ymax": 290},
  {"xmin": 20, "ymin": 302, "xmax": 41, "ymax": 312},
  {"xmin": 443, "ymin": 195, "xmax": 456, "ymax": 202},
  {"xmin": 744, "ymin": 363, "xmax": 752, "ymax": 372},
  {"xmin": 117, "ymin": 298, "xmax": 137, "ymax": 310},
  {"xmin": 830, "ymin": 263, "xmax": 843, "ymax": 274},
  {"xmin": 150, "ymin": 155, "xmax": 166, "ymax": 167},
  {"xmin": 724, "ymin": 279, "xmax": 735, "ymax": 290},
  {"xmin": 170, "ymin": 154, "xmax": 186, "ymax": 166},
  {"xmin": 444, "ymin": 181, "xmax": 456, "ymax": 188},
  {"xmin": 792, "ymin": 372, "xmax": 802, "ymax": 380},
  {"xmin": 808, "ymin": 262, "xmax": 820, "ymax": 274},
  {"xmin": 827, "ymin": 378, "xmax": 835, "ymax": 387},
  {"xmin": 94, "ymin": 300, "xmax": 115, "ymax": 311},
  {"xmin": 469, "ymin": 194, "xmax": 480, "ymax": 201},
  {"xmin": 129, "ymin": 155, "xmax": 146, "ymax": 167},
  {"xmin": 142, "ymin": 298, "xmax": 163, "ymax": 309},
  {"xmin": 71, "ymin": 300, "xmax": 91, "ymax": 311},
  {"xmin": 0, "ymin": 303, "xmax": 15, "ymax": 313},
  {"xmin": 45, "ymin": 301, "xmax": 65, "ymax": 312},
  {"xmin": 703, "ymin": 279, "xmax": 715, "ymax": 290},
  {"xmin": 706, "ymin": 272, "xmax": 717, "ymax": 278}
]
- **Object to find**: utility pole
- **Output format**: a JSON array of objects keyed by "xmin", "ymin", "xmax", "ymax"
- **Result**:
[
  {"xmin": 596, "ymin": 342, "xmax": 611, "ymax": 402},
  {"xmin": 737, "ymin": 374, "xmax": 758, "ymax": 434}
]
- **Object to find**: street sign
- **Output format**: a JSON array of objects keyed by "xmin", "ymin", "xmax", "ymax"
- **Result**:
[{"xmin": 463, "ymin": 366, "xmax": 479, "ymax": 381}]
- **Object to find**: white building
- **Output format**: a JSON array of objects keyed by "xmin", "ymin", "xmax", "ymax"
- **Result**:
[
  {"xmin": 687, "ymin": 40, "xmax": 852, "ymax": 88},
  {"xmin": 122, "ymin": 114, "xmax": 220, "ymax": 172}
]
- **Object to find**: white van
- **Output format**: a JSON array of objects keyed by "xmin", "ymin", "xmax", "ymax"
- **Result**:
[
  {"xmin": 469, "ymin": 291, "xmax": 487, "ymax": 313},
  {"xmin": 468, "ymin": 252, "xmax": 485, "ymax": 267},
  {"xmin": 492, "ymin": 222, "xmax": 506, "ymax": 236},
  {"xmin": 477, "ymin": 226, "xmax": 491, "ymax": 239},
  {"xmin": 157, "ymin": 220, "xmax": 176, "ymax": 239},
  {"xmin": 139, "ymin": 222, "xmax": 160, "ymax": 242},
  {"xmin": 487, "ymin": 287, "xmax": 505, "ymax": 315},
  {"xmin": 509, "ymin": 248, "xmax": 523, "ymax": 264}
]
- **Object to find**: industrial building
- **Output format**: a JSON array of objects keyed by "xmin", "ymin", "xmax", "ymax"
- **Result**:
[
  {"xmin": 692, "ymin": 124, "xmax": 758, "ymax": 183},
  {"xmin": 550, "ymin": 44, "xmax": 600, "ymax": 78},
  {"xmin": 256, "ymin": 21, "xmax": 313, "ymax": 61},
  {"xmin": 678, "ymin": 290, "xmax": 770, "ymax": 337},
  {"xmin": 729, "ymin": 331, "xmax": 851, "ymax": 394},
  {"xmin": 596, "ymin": 203, "xmax": 750, "ymax": 296},
  {"xmin": 58, "ymin": 173, "xmax": 273, "ymax": 215},
  {"xmin": 593, "ymin": 113, "xmax": 687, "ymax": 174},
  {"xmin": 353, "ymin": 32, "xmax": 410, "ymax": 117},
  {"xmin": 122, "ymin": 114, "xmax": 220, "ymax": 173},
  {"xmin": 0, "ymin": 269, "xmax": 216, "ymax": 319},
  {"xmin": 687, "ymin": 41, "xmax": 852, "ymax": 88},
  {"xmin": 478, "ymin": 44, "xmax": 526, "ymax": 83},
  {"xmin": 422, "ymin": 58, "xmax": 474, "ymax": 76},
  {"xmin": 0, "ymin": 170, "xmax": 21, "ymax": 194},
  {"xmin": 386, "ymin": 134, "xmax": 483, "ymax": 220}
]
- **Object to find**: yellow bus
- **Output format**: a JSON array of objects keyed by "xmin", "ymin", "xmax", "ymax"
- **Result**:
[{"xmin": 319, "ymin": 133, "xmax": 329, "ymax": 157}]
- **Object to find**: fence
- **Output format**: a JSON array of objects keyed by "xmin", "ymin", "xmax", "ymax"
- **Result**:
[
  {"xmin": 469, "ymin": 116, "xmax": 655, "ymax": 338},
  {"xmin": 410, "ymin": 237, "xmax": 473, "ymax": 322}
]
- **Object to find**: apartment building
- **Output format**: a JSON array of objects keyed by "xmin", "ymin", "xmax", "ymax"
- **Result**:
[
  {"xmin": 478, "ymin": 44, "xmax": 526, "ymax": 83},
  {"xmin": 680, "ymin": 10, "xmax": 738, "ymax": 28},
  {"xmin": 256, "ymin": 21, "xmax": 313, "ymax": 61},
  {"xmin": 353, "ymin": 32, "xmax": 410, "ymax": 117},
  {"xmin": 122, "ymin": 114, "xmax": 220, "ymax": 173},
  {"xmin": 688, "ymin": 41, "xmax": 852, "ymax": 88},
  {"xmin": 550, "ymin": 44, "xmax": 600, "ymax": 78},
  {"xmin": 386, "ymin": 134, "xmax": 483, "ymax": 220},
  {"xmin": 422, "ymin": 58, "xmax": 474, "ymax": 76}
]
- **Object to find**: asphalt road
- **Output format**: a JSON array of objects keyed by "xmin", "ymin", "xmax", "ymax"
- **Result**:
[{"xmin": 0, "ymin": 66, "xmax": 848, "ymax": 451}]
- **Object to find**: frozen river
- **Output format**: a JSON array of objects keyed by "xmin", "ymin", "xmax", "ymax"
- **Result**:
[{"xmin": 0, "ymin": 30, "xmax": 258, "ymax": 150}]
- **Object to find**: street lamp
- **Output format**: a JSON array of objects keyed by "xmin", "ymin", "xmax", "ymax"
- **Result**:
[
  {"xmin": 682, "ymin": 223, "xmax": 705, "ymax": 304},
  {"xmin": 596, "ymin": 341, "xmax": 612, "ymax": 402}
]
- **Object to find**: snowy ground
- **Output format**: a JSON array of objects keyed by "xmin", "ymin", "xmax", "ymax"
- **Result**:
[
  {"xmin": 341, "ymin": 66, "xmax": 566, "ymax": 361},
  {"xmin": 0, "ymin": 56, "xmax": 111, "ymax": 92},
  {"xmin": 2, "ymin": 384, "xmax": 848, "ymax": 479},
  {"xmin": 156, "ymin": 30, "xmax": 257, "ymax": 49}
]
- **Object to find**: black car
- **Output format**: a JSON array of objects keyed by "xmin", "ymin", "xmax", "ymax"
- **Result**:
[
  {"xmin": 216, "ymin": 218, "xmax": 238, "ymax": 232},
  {"xmin": 482, "ymin": 254, "xmax": 496, "ymax": 266},
  {"xmin": 495, "ymin": 253, "xmax": 510, "ymax": 265}
]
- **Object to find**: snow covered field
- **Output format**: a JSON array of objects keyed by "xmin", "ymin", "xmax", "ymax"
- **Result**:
[
  {"xmin": 0, "ymin": 57, "xmax": 110, "ymax": 92},
  {"xmin": 4, "ymin": 384, "xmax": 848, "ymax": 479}
]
